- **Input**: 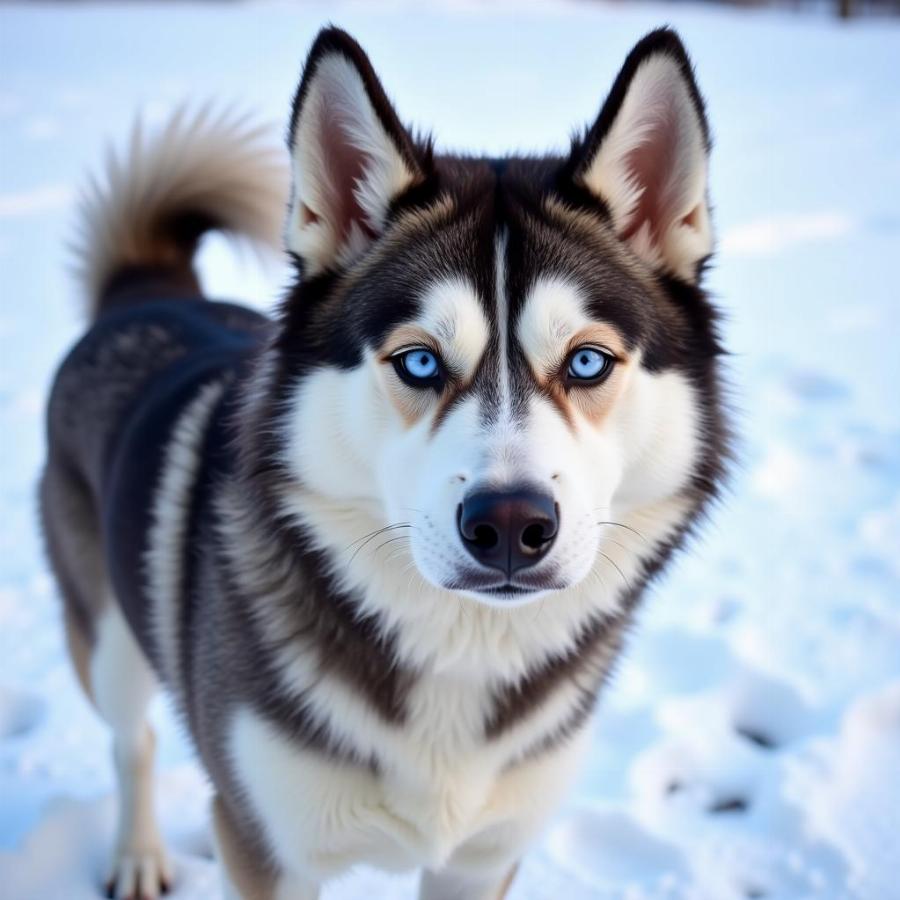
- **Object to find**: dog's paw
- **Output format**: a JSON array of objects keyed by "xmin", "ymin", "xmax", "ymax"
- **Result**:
[{"xmin": 104, "ymin": 844, "xmax": 174, "ymax": 900}]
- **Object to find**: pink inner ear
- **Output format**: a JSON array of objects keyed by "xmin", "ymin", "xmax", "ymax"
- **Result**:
[
  {"xmin": 319, "ymin": 104, "xmax": 378, "ymax": 245},
  {"xmin": 619, "ymin": 110, "xmax": 679, "ymax": 244}
]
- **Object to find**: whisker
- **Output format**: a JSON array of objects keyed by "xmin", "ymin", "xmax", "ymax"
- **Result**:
[
  {"xmin": 369, "ymin": 535, "xmax": 412, "ymax": 560},
  {"xmin": 598, "ymin": 536, "xmax": 641, "ymax": 556},
  {"xmin": 382, "ymin": 544, "xmax": 412, "ymax": 567},
  {"xmin": 347, "ymin": 524, "xmax": 412, "ymax": 565},
  {"xmin": 589, "ymin": 566, "xmax": 618, "ymax": 605},
  {"xmin": 343, "ymin": 522, "xmax": 411, "ymax": 553},
  {"xmin": 595, "ymin": 521, "xmax": 648, "ymax": 543},
  {"xmin": 598, "ymin": 551, "xmax": 632, "ymax": 593}
]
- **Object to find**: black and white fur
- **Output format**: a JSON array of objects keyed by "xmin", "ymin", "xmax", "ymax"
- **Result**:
[{"xmin": 40, "ymin": 28, "xmax": 729, "ymax": 900}]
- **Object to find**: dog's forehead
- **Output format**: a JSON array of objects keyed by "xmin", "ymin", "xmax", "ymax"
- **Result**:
[
  {"xmin": 323, "ymin": 162, "xmax": 663, "ymax": 377},
  {"xmin": 401, "ymin": 219, "xmax": 643, "ymax": 360},
  {"xmin": 505, "ymin": 206, "xmax": 656, "ymax": 349}
]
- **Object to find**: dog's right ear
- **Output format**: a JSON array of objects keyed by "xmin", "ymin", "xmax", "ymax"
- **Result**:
[
  {"xmin": 286, "ymin": 28, "xmax": 424, "ymax": 276},
  {"xmin": 569, "ymin": 29, "xmax": 713, "ymax": 283}
]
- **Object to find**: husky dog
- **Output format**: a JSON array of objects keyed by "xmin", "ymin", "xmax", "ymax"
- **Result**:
[{"xmin": 40, "ymin": 26, "xmax": 728, "ymax": 900}]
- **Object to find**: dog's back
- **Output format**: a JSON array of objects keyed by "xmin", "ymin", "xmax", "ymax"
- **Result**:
[
  {"xmin": 39, "ymin": 111, "xmax": 285, "ymax": 899},
  {"xmin": 42, "ymin": 110, "xmax": 283, "ymax": 638}
]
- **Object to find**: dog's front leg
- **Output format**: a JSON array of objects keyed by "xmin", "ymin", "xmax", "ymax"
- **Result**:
[
  {"xmin": 212, "ymin": 796, "xmax": 320, "ymax": 900},
  {"xmin": 418, "ymin": 863, "xmax": 519, "ymax": 900}
]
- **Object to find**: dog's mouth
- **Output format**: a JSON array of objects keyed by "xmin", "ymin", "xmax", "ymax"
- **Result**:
[
  {"xmin": 444, "ymin": 569, "xmax": 566, "ymax": 603},
  {"xmin": 480, "ymin": 584, "xmax": 537, "ymax": 596}
]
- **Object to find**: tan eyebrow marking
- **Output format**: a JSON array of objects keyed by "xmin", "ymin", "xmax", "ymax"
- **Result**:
[
  {"xmin": 525, "ymin": 323, "xmax": 634, "ymax": 433},
  {"xmin": 376, "ymin": 323, "xmax": 482, "ymax": 432}
]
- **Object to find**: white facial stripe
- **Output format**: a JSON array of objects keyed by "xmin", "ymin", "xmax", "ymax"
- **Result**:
[
  {"xmin": 414, "ymin": 277, "xmax": 489, "ymax": 378},
  {"xmin": 516, "ymin": 275, "xmax": 592, "ymax": 376},
  {"xmin": 494, "ymin": 230, "xmax": 512, "ymax": 418},
  {"xmin": 476, "ymin": 272, "xmax": 591, "ymax": 489},
  {"xmin": 471, "ymin": 229, "xmax": 522, "ymax": 488}
]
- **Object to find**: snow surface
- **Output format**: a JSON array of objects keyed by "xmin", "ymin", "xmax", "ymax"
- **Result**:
[{"xmin": 1, "ymin": 2, "xmax": 899, "ymax": 898}]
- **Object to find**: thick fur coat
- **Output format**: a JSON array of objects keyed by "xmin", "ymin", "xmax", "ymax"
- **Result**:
[{"xmin": 40, "ymin": 27, "xmax": 728, "ymax": 900}]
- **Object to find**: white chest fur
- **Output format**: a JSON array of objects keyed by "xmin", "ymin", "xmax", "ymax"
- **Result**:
[{"xmin": 227, "ymin": 673, "xmax": 591, "ymax": 882}]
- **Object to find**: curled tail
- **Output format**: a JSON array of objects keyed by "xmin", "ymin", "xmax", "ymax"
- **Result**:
[{"xmin": 75, "ymin": 106, "xmax": 288, "ymax": 318}]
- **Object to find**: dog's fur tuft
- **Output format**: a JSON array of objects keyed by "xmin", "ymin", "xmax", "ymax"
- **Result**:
[{"xmin": 74, "ymin": 106, "xmax": 288, "ymax": 317}]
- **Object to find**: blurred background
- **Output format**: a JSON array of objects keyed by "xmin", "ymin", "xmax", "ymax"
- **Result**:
[{"xmin": 1, "ymin": 1, "xmax": 899, "ymax": 898}]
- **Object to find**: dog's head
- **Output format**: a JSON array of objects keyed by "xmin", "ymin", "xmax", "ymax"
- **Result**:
[{"xmin": 267, "ymin": 28, "xmax": 726, "ymax": 609}]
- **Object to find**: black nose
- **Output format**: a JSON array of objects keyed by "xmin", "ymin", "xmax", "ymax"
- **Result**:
[{"xmin": 458, "ymin": 488, "xmax": 559, "ymax": 577}]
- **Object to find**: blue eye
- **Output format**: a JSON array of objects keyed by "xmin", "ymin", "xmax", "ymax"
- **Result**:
[
  {"xmin": 567, "ymin": 346, "xmax": 611, "ymax": 382},
  {"xmin": 394, "ymin": 347, "xmax": 444, "ymax": 388},
  {"xmin": 403, "ymin": 349, "xmax": 438, "ymax": 378}
]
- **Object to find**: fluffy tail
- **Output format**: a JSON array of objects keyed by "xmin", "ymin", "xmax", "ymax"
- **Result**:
[{"xmin": 74, "ymin": 106, "xmax": 288, "ymax": 318}]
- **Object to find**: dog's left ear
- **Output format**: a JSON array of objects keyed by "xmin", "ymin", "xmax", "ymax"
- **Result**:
[
  {"xmin": 571, "ymin": 29, "xmax": 712, "ymax": 283},
  {"xmin": 286, "ymin": 28, "xmax": 425, "ymax": 276}
]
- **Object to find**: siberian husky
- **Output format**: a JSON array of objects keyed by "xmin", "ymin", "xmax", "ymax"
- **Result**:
[{"xmin": 40, "ymin": 26, "xmax": 729, "ymax": 900}]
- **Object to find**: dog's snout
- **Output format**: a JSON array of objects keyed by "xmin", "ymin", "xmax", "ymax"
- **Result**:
[{"xmin": 458, "ymin": 488, "xmax": 558, "ymax": 576}]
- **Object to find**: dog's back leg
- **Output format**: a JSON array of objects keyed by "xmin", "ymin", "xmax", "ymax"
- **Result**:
[
  {"xmin": 41, "ymin": 460, "xmax": 172, "ymax": 900},
  {"xmin": 91, "ymin": 600, "xmax": 171, "ymax": 899}
]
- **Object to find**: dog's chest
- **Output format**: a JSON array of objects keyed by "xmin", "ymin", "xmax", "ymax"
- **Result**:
[{"xmin": 229, "ymin": 675, "xmax": 542, "ymax": 876}]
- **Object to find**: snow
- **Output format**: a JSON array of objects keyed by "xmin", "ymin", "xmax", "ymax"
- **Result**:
[{"xmin": 1, "ymin": 1, "xmax": 899, "ymax": 898}]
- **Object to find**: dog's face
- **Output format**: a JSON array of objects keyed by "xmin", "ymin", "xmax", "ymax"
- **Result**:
[{"xmin": 271, "ymin": 29, "xmax": 724, "ymax": 607}]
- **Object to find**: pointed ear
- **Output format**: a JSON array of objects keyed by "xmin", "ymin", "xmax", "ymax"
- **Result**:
[
  {"xmin": 286, "ymin": 28, "xmax": 424, "ymax": 275},
  {"xmin": 572, "ymin": 29, "xmax": 712, "ymax": 283}
]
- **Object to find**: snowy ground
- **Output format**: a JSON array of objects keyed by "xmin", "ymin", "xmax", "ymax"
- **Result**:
[{"xmin": 1, "ymin": 2, "xmax": 899, "ymax": 898}]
